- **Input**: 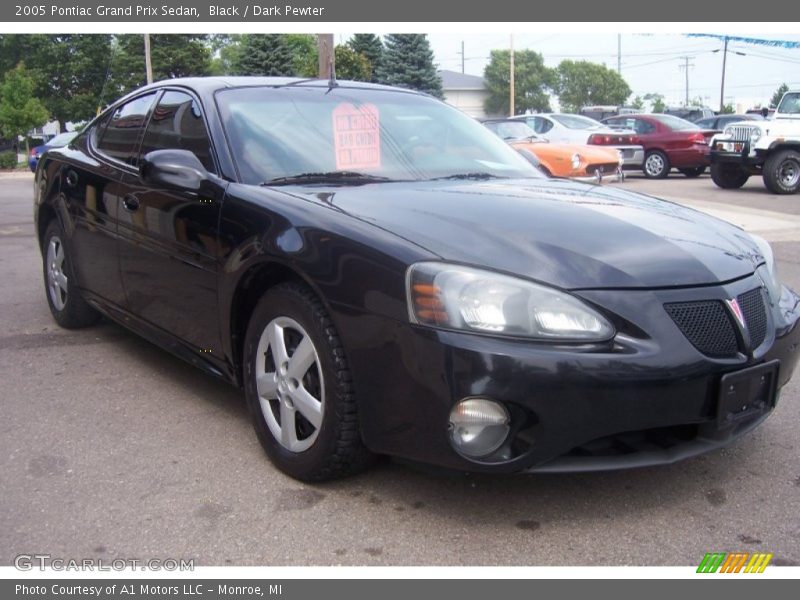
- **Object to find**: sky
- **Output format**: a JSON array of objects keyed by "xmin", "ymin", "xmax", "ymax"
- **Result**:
[{"xmin": 359, "ymin": 32, "xmax": 800, "ymax": 112}]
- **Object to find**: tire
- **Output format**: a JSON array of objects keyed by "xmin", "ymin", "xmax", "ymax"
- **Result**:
[
  {"xmin": 242, "ymin": 282, "xmax": 373, "ymax": 481},
  {"xmin": 41, "ymin": 221, "xmax": 99, "ymax": 329},
  {"xmin": 710, "ymin": 162, "xmax": 750, "ymax": 189},
  {"xmin": 643, "ymin": 150, "xmax": 670, "ymax": 179},
  {"xmin": 679, "ymin": 166, "xmax": 705, "ymax": 178},
  {"xmin": 763, "ymin": 149, "xmax": 800, "ymax": 195}
]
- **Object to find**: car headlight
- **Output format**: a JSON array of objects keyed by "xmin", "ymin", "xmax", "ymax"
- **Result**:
[
  {"xmin": 749, "ymin": 234, "xmax": 781, "ymax": 301},
  {"xmin": 723, "ymin": 126, "xmax": 733, "ymax": 137},
  {"xmin": 571, "ymin": 153, "xmax": 581, "ymax": 170},
  {"xmin": 406, "ymin": 262, "xmax": 615, "ymax": 341},
  {"xmin": 750, "ymin": 128, "xmax": 761, "ymax": 143}
]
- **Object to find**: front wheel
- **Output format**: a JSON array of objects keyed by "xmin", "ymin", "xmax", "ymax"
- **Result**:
[
  {"xmin": 763, "ymin": 149, "xmax": 800, "ymax": 194},
  {"xmin": 41, "ymin": 221, "xmax": 99, "ymax": 329},
  {"xmin": 242, "ymin": 282, "xmax": 373, "ymax": 481},
  {"xmin": 679, "ymin": 166, "xmax": 705, "ymax": 178},
  {"xmin": 643, "ymin": 150, "xmax": 670, "ymax": 179},
  {"xmin": 710, "ymin": 162, "xmax": 750, "ymax": 189}
]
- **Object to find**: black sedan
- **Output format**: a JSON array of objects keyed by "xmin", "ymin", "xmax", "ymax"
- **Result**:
[{"xmin": 34, "ymin": 77, "xmax": 800, "ymax": 481}]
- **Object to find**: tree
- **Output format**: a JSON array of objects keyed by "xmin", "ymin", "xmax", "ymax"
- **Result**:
[
  {"xmin": 720, "ymin": 103, "xmax": 735, "ymax": 114},
  {"xmin": 554, "ymin": 60, "xmax": 631, "ymax": 113},
  {"xmin": 644, "ymin": 93, "xmax": 666, "ymax": 113},
  {"xmin": 285, "ymin": 34, "xmax": 317, "ymax": 77},
  {"xmin": 209, "ymin": 34, "xmax": 242, "ymax": 75},
  {"xmin": 0, "ymin": 35, "xmax": 114, "ymax": 131},
  {"xmin": 231, "ymin": 34, "xmax": 294, "ymax": 77},
  {"xmin": 293, "ymin": 42, "xmax": 372, "ymax": 81},
  {"xmin": 378, "ymin": 34, "xmax": 442, "ymax": 98},
  {"xmin": 0, "ymin": 63, "xmax": 49, "ymax": 154},
  {"xmin": 630, "ymin": 95, "xmax": 645, "ymax": 110},
  {"xmin": 771, "ymin": 83, "xmax": 789, "ymax": 108},
  {"xmin": 348, "ymin": 34, "xmax": 383, "ymax": 82},
  {"xmin": 111, "ymin": 35, "xmax": 211, "ymax": 97},
  {"xmin": 484, "ymin": 49, "xmax": 553, "ymax": 116}
]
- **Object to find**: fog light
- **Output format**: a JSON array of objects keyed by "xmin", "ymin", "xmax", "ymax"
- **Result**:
[{"xmin": 449, "ymin": 398, "xmax": 510, "ymax": 458}]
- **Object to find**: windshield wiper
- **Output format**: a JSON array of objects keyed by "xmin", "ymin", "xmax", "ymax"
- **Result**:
[
  {"xmin": 429, "ymin": 172, "xmax": 508, "ymax": 181},
  {"xmin": 261, "ymin": 171, "xmax": 396, "ymax": 186}
]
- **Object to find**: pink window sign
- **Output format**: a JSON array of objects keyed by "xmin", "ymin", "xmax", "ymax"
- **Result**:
[{"xmin": 332, "ymin": 103, "xmax": 381, "ymax": 170}]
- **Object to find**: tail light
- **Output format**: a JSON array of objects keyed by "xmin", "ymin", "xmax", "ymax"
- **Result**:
[
  {"xmin": 688, "ymin": 132, "xmax": 707, "ymax": 144},
  {"xmin": 588, "ymin": 134, "xmax": 639, "ymax": 145},
  {"xmin": 29, "ymin": 148, "xmax": 37, "ymax": 157}
]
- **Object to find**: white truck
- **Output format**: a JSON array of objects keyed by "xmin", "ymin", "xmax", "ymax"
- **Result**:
[{"xmin": 709, "ymin": 90, "xmax": 800, "ymax": 194}]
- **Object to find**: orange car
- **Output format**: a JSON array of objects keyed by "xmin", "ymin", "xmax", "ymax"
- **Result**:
[{"xmin": 482, "ymin": 119, "xmax": 624, "ymax": 183}]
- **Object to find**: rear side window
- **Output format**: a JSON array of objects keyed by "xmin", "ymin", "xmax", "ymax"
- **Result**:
[
  {"xmin": 95, "ymin": 92, "xmax": 158, "ymax": 166},
  {"xmin": 139, "ymin": 90, "xmax": 216, "ymax": 173},
  {"xmin": 531, "ymin": 117, "xmax": 553, "ymax": 134}
]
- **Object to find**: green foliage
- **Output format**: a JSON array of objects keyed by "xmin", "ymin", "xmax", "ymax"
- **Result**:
[
  {"xmin": 285, "ymin": 34, "xmax": 317, "ymax": 76},
  {"xmin": 210, "ymin": 34, "xmax": 243, "ymax": 75},
  {"xmin": 0, "ymin": 35, "xmax": 113, "ymax": 131},
  {"xmin": 111, "ymin": 35, "xmax": 211, "ymax": 97},
  {"xmin": 0, "ymin": 151, "xmax": 18, "ymax": 169},
  {"xmin": 554, "ymin": 60, "xmax": 631, "ymax": 113},
  {"xmin": 720, "ymin": 104, "xmax": 735, "ymax": 114},
  {"xmin": 0, "ymin": 63, "xmax": 49, "ymax": 142},
  {"xmin": 644, "ymin": 93, "xmax": 666, "ymax": 113},
  {"xmin": 630, "ymin": 96, "xmax": 645, "ymax": 110},
  {"xmin": 232, "ymin": 34, "xmax": 295, "ymax": 77},
  {"xmin": 771, "ymin": 83, "xmax": 789, "ymax": 108},
  {"xmin": 484, "ymin": 49, "xmax": 553, "ymax": 116},
  {"xmin": 348, "ymin": 34, "xmax": 383, "ymax": 82},
  {"xmin": 378, "ymin": 34, "xmax": 442, "ymax": 98}
]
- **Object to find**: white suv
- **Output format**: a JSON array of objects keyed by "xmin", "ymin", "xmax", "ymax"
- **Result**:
[{"xmin": 709, "ymin": 90, "xmax": 800, "ymax": 194}]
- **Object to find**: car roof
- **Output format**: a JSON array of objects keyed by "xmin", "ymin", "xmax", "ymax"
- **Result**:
[{"xmin": 106, "ymin": 76, "xmax": 428, "ymax": 110}]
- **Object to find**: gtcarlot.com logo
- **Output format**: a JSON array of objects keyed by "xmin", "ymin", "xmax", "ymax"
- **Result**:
[
  {"xmin": 697, "ymin": 552, "xmax": 773, "ymax": 573},
  {"xmin": 14, "ymin": 554, "xmax": 194, "ymax": 571}
]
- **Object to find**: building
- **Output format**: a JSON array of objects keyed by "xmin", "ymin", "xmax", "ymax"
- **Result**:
[{"xmin": 438, "ymin": 70, "xmax": 488, "ymax": 119}]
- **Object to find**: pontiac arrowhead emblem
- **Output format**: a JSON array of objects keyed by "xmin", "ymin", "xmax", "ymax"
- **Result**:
[{"xmin": 726, "ymin": 298, "xmax": 747, "ymax": 330}]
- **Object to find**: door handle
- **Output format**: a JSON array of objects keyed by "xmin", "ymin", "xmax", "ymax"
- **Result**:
[{"xmin": 122, "ymin": 194, "xmax": 140, "ymax": 212}]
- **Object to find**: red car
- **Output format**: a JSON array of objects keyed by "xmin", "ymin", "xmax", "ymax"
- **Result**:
[{"xmin": 603, "ymin": 114, "xmax": 715, "ymax": 179}]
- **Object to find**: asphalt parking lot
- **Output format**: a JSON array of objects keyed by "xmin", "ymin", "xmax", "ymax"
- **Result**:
[{"xmin": 1, "ymin": 171, "xmax": 799, "ymax": 567}]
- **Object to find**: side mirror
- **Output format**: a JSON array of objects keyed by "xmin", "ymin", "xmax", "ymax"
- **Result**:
[{"xmin": 139, "ymin": 149, "xmax": 208, "ymax": 193}]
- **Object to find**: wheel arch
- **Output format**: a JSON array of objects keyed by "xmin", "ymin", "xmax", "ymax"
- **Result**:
[{"xmin": 226, "ymin": 259, "xmax": 335, "ymax": 387}]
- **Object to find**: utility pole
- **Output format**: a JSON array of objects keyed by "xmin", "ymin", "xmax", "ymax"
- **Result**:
[
  {"xmin": 617, "ymin": 34, "xmax": 621, "ymax": 75},
  {"xmin": 678, "ymin": 56, "xmax": 694, "ymax": 106},
  {"xmin": 458, "ymin": 40, "xmax": 465, "ymax": 74},
  {"xmin": 317, "ymin": 34, "xmax": 334, "ymax": 79},
  {"xmin": 509, "ymin": 34, "xmax": 515, "ymax": 116},
  {"xmin": 144, "ymin": 34, "xmax": 153, "ymax": 85},
  {"xmin": 719, "ymin": 36, "xmax": 729, "ymax": 113}
]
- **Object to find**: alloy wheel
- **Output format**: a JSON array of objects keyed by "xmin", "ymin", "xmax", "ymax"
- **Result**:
[
  {"xmin": 46, "ymin": 236, "xmax": 68, "ymax": 311},
  {"xmin": 254, "ymin": 316, "xmax": 324, "ymax": 452}
]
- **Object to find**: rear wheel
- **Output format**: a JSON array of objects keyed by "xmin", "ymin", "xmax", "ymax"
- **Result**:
[
  {"xmin": 710, "ymin": 162, "xmax": 750, "ymax": 189},
  {"xmin": 42, "ymin": 221, "xmax": 99, "ymax": 329},
  {"xmin": 242, "ymin": 282, "xmax": 373, "ymax": 481},
  {"xmin": 679, "ymin": 166, "xmax": 705, "ymax": 178},
  {"xmin": 643, "ymin": 150, "xmax": 670, "ymax": 179},
  {"xmin": 763, "ymin": 149, "xmax": 800, "ymax": 195}
]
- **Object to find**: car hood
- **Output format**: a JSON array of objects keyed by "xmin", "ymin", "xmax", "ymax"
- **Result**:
[{"xmin": 293, "ymin": 178, "xmax": 761, "ymax": 290}]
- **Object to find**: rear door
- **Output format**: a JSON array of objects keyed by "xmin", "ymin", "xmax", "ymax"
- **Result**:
[
  {"xmin": 64, "ymin": 92, "xmax": 158, "ymax": 309},
  {"xmin": 116, "ymin": 89, "xmax": 226, "ymax": 357}
]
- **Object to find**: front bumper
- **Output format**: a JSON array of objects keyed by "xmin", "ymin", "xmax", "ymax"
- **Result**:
[
  {"xmin": 341, "ymin": 275, "xmax": 800, "ymax": 474},
  {"xmin": 570, "ymin": 166, "xmax": 625, "ymax": 184},
  {"xmin": 710, "ymin": 139, "xmax": 764, "ymax": 169}
]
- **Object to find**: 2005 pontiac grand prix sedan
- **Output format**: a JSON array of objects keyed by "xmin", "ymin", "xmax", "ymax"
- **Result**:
[{"xmin": 34, "ymin": 77, "xmax": 800, "ymax": 481}]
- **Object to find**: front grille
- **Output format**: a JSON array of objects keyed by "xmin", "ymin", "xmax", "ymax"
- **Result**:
[
  {"xmin": 728, "ymin": 125, "xmax": 757, "ymax": 142},
  {"xmin": 664, "ymin": 300, "xmax": 739, "ymax": 358},
  {"xmin": 665, "ymin": 288, "xmax": 769, "ymax": 358},
  {"xmin": 738, "ymin": 288, "xmax": 767, "ymax": 348},
  {"xmin": 585, "ymin": 163, "xmax": 619, "ymax": 175}
]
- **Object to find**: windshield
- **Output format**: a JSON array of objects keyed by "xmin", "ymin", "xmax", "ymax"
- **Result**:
[
  {"xmin": 216, "ymin": 86, "xmax": 542, "ymax": 185},
  {"xmin": 484, "ymin": 120, "xmax": 537, "ymax": 140},
  {"xmin": 550, "ymin": 114, "xmax": 602, "ymax": 129},
  {"xmin": 777, "ymin": 92, "xmax": 800, "ymax": 114},
  {"xmin": 650, "ymin": 114, "xmax": 701, "ymax": 131}
]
